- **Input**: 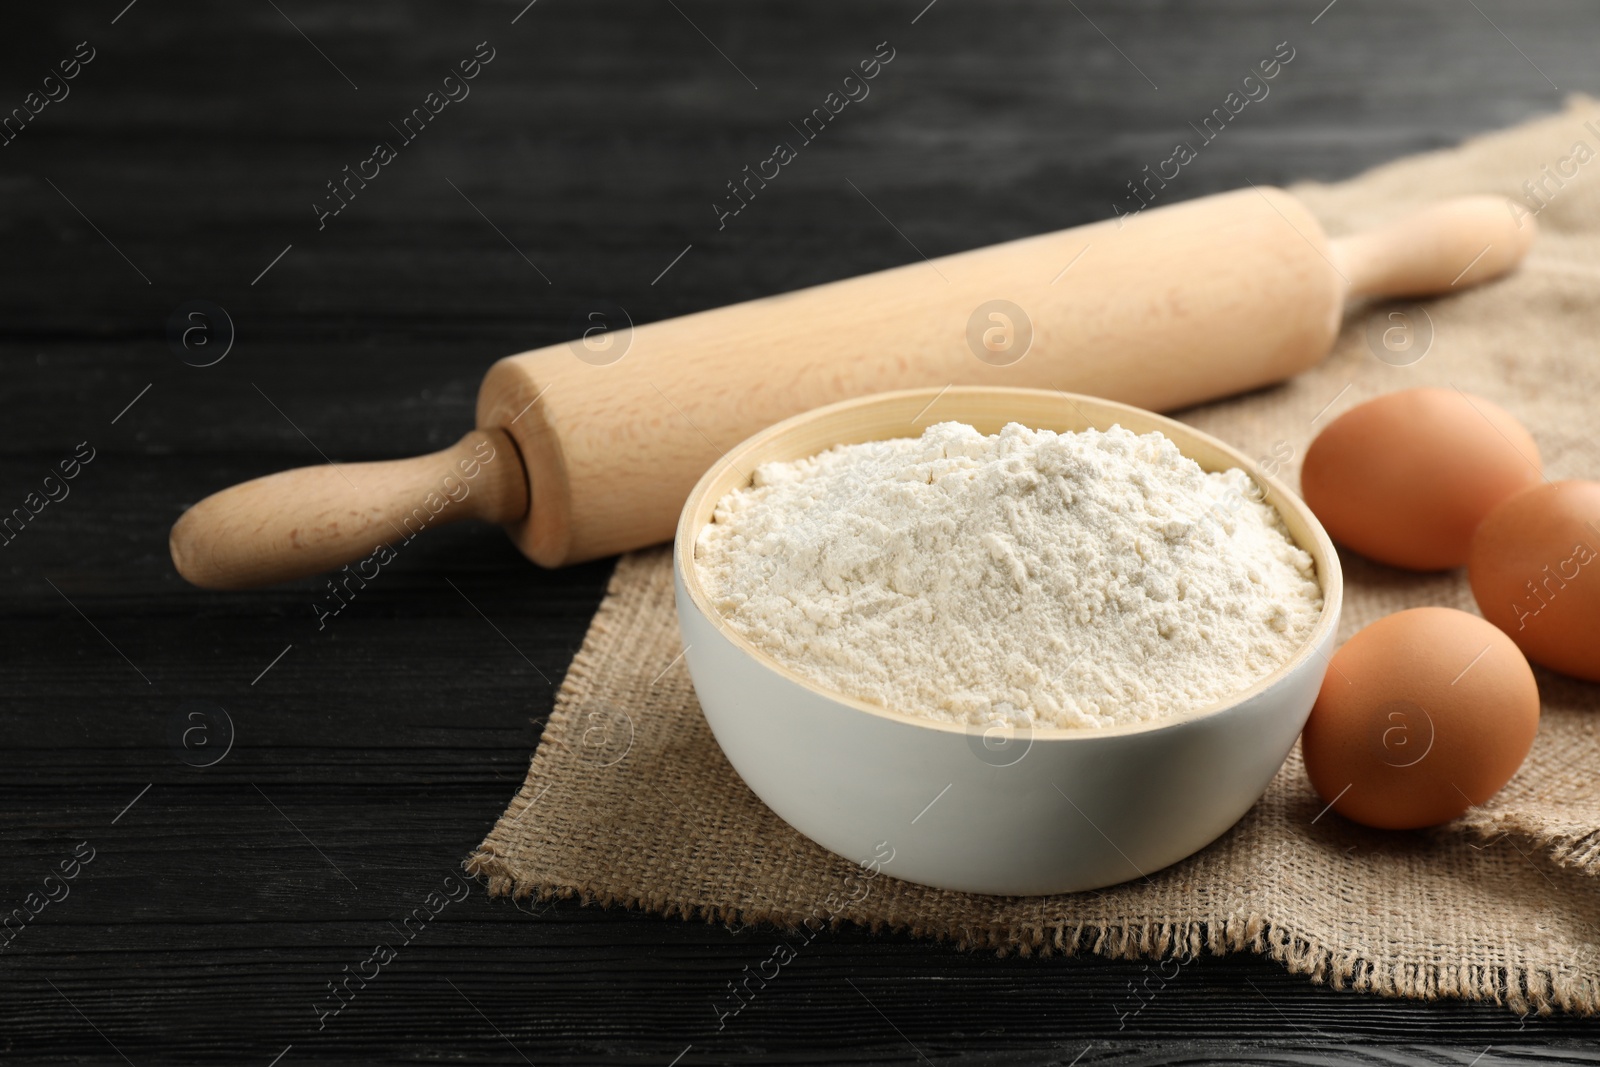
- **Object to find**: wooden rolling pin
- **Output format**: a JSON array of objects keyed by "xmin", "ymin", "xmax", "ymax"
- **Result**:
[{"xmin": 171, "ymin": 187, "xmax": 1534, "ymax": 589}]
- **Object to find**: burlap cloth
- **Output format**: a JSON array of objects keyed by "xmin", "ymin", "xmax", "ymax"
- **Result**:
[{"xmin": 469, "ymin": 100, "xmax": 1600, "ymax": 1016}]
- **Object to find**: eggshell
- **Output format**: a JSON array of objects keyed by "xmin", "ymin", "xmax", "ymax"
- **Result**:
[
  {"xmin": 1300, "ymin": 388, "xmax": 1541, "ymax": 571},
  {"xmin": 1300, "ymin": 607, "xmax": 1539, "ymax": 830},
  {"xmin": 1469, "ymin": 480, "xmax": 1600, "ymax": 681}
]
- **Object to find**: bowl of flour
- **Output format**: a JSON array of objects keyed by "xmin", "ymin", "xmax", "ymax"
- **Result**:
[{"xmin": 674, "ymin": 387, "xmax": 1342, "ymax": 895}]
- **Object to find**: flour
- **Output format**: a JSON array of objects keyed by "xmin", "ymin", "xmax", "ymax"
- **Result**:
[{"xmin": 694, "ymin": 421, "xmax": 1323, "ymax": 729}]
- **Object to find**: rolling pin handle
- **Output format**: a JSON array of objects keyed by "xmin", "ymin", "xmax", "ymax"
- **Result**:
[
  {"xmin": 168, "ymin": 428, "xmax": 529, "ymax": 590},
  {"xmin": 1331, "ymin": 195, "xmax": 1537, "ymax": 300}
]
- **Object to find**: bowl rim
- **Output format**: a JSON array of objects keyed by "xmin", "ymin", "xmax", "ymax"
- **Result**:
[{"xmin": 673, "ymin": 386, "xmax": 1344, "ymax": 741}]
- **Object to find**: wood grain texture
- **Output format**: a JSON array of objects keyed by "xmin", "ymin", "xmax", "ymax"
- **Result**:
[
  {"xmin": 169, "ymin": 427, "xmax": 528, "ymax": 588},
  {"xmin": 3, "ymin": 0, "xmax": 1599, "ymax": 1063}
]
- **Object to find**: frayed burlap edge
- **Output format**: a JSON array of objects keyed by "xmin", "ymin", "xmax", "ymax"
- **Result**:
[{"xmin": 465, "ymin": 863, "xmax": 1589, "ymax": 1019}]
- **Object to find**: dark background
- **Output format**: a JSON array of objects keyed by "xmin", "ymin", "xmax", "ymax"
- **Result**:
[{"xmin": 4, "ymin": 1, "xmax": 1598, "ymax": 1063}]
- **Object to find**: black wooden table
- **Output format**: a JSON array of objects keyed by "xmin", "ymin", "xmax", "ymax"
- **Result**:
[{"xmin": 5, "ymin": 2, "xmax": 1599, "ymax": 1063}]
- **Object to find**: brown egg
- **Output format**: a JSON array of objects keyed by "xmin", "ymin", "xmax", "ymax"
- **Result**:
[
  {"xmin": 1300, "ymin": 388, "xmax": 1542, "ymax": 571},
  {"xmin": 1301, "ymin": 607, "xmax": 1539, "ymax": 830},
  {"xmin": 1469, "ymin": 480, "xmax": 1600, "ymax": 681}
]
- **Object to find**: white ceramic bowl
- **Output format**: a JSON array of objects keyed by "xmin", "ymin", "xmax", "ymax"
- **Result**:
[{"xmin": 673, "ymin": 387, "xmax": 1342, "ymax": 895}]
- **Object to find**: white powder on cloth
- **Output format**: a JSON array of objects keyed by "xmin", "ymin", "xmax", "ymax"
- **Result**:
[{"xmin": 694, "ymin": 421, "xmax": 1324, "ymax": 729}]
